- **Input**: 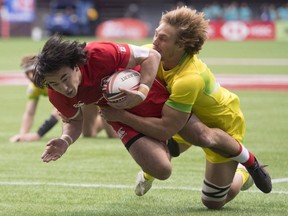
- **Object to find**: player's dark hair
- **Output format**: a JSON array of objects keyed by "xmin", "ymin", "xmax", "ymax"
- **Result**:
[
  {"xmin": 160, "ymin": 6, "xmax": 209, "ymax": 56},
  {"xmin": 34, "ymin": 34, "xmax": 88, "ymax": 88}
]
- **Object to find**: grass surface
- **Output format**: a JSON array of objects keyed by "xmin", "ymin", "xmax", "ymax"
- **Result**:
[
  {"xmin": 0, "ymin": 86, "xmax": 288, "ymax": 216},
  {"xmin": 1, "ymin": 37, "xmax": 288, "ymax": 74},
  {"xmin": 0, "ymin": 38, "xmax": 287, "ymax": 215}
]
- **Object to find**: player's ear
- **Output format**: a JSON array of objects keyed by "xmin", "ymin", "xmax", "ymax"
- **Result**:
[{"xmin": 72, "ymin": 66, "xmax": 79, "ymax": 72}]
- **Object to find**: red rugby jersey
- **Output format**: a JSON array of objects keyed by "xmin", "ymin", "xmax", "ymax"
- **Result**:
[{"xmin": 48, "ymin": 42, "xmax": 131, "ymax": 119}]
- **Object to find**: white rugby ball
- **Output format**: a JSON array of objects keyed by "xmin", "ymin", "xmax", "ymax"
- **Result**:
[{"xmin": 105, "ymin": 69, "xmax": 141, "ymax": 103}]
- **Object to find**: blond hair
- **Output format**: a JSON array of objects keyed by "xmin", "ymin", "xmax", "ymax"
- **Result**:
[
  {"xmin": 20, "ymin": 55, "xmax": 37, "ymax": 72},
  {"xmin": 160, "ymin": 6, "xmax": 209, "ymax": 55}
]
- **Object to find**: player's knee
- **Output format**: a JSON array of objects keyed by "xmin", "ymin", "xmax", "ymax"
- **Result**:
[
  {"xmin": 157, "ymin": 164, "xmax": 172, "ymax": 180},
  {"xmin": 150, "ymin": 163, "xmax": 171, "ymax": 180},
  {"xmin": 201, "ymin": 179, "xmax": 230, "ymax": 209},
  {"xmin": 201, "ymin": 198, "xmax": 225, "ymax": 210},
  {"xmin": 197, "ymin": 131, "xmax": 217, "ymax": 148},
  {"xmin": 82, "ymin": 131, "xmax": 93, "ymax": 137}
]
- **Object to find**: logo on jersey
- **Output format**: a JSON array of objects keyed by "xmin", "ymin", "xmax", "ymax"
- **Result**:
[
  {"xmin": 117, "ymin": 127, "xmax": 127, "ymax": 139},
  {"xmin": 73, "ymin": 101, "xmax": 84, "ymax": 108},
  {"xmin": 116, "ymin": 44, "xmax": 127, "ymax": 54}
]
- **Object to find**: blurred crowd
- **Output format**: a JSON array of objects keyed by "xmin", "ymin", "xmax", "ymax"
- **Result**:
[
  {"xmin": 175, "ymin": 1, "xmax": 288, "ymax": 21},
  {"xmin": 45, "ymin": 0, "xmax": 288, "ymax": 36},
  {"xmin": 45, "ymin": 0, "xmax": 98, "ymax": 36}
]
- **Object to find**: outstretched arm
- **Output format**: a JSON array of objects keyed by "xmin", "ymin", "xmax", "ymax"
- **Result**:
[
  {"xmin": 41, "ymin": 113, "xmax": 83, "ymax": 163},
  {"xmin": 20, "ymin": 100, "xmax": 37, "ymax": 134}
]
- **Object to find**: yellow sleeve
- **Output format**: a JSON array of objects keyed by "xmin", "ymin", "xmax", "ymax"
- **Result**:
[
  {"xmin": 166, "ymin": 74, "xmax": 204, "ymax": 113},
  {"xmin": 26, "ymin": 82, "xmax": 48, "ymax": 100}
]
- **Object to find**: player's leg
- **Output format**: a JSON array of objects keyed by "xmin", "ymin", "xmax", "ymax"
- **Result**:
[
  {"xmin": 128, "ymin": 136, "xmax": 171, "ymax": 180},
  {"xmin": 201, "ymin": 150, "xmax": 254, "ymax": 209},
  {"xmin": 82, "ymin": 104, "xmax": 118, "ymax": 138},
  {"xmin": 178, "ymin": 114, "xmax": 240, "ymax": 156},
  {"xmin": 201, "ymin": 160, "xmax": 238, "ymax": 209},
  {"xmin": 81, "ymin": 104, "xmax": 99, "ymax": 137},
  {"xmin": 108, "ymin": 121, "xmax": 172, "ymax": 183},
  {"xmin": 127, "ymin": 136, "xmax": 172, "ymax": 196},
  {"xmin": 134, "ymin": 137, "xmax": 192, "ymax": 196},
  {"xmin": 101, "ymin": 118, "xmax": 118, "ymax": 138},
  {"xmin": 178, "ymin": 114, "xmax": 272, "ymax": 193}
]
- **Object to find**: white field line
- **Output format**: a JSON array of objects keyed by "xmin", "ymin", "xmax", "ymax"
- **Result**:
[
  {"xmin": 216, "ymin": 74, "xmax": 288, "ymax": 85},
  {"xmin": 203, "ymin": 58, "xmax": 288, "ymax": 66},
  {"xmin": 272, "ymin": 178, "xmax": 288, "ymax": 183},
  {"xmin": 0, "ymin": 178, "xmax": 287, "ymax": 195}
]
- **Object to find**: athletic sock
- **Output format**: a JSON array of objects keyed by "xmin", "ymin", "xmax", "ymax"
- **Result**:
[
  {"xmin": 236, "ymin": 167, "xmax": 250, "ymax": 186},
  {"xmin": 231, "ymin": 143, "xmax": 255, "ymax": 167},
  {"xmin": 143, "ymin": 172, "xmax": 154, "ymax": 181},
  {"xmin": 242, "ymin": 151, "xmax": 255, "ymax": 167}
]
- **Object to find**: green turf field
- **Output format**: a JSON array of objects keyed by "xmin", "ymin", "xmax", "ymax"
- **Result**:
[
  {"xmin": 0, "ymin": 37, "xmax": 287, "ymax": 215},
  {"xmin": 0, "ymin": 37, "xmax": 288, "ymax": 74}
]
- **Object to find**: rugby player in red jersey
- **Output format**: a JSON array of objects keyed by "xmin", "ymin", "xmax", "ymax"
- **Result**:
[{"xmin": 34, "ymin": 35, "xmax": 172, "ymax": 181}]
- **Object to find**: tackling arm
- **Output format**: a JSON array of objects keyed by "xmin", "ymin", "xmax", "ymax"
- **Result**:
[{"xmin": 101, "ymin": 104, "xmax": 190, "ymax": 141}]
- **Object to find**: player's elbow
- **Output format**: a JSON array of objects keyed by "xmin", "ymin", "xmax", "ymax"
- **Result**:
[{"xmin": 150, "ymin": 48, "xmax": 161, "ymax": 62}]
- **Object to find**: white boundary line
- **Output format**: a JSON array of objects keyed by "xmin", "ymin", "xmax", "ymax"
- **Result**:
[
  {"xmin": 0, "ymin": 178, "xmax": 287, "ymax": 195},
  {"xmin": 272, "ymin": 178, "xmax": 288, "ymax": 183},
  {"xmin": 203, "ymin": 58, "xmax": 288, "ymax": 66}
]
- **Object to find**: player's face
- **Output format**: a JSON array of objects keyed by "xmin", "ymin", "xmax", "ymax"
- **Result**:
[
  {"xmin": 152, "ymin": 23, "xmax": 184, "ymax": 65},
  {"xmin": 45, "ymin": 66, "xmax": 82, "ymax": 98}
]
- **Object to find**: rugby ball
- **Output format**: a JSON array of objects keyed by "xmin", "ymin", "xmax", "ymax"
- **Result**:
[{"xmin": 104, "ymin": 69, "xmax": 141, "ymax": 103}]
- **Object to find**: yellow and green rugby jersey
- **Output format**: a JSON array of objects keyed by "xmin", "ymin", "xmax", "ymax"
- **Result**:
[
  {"xmin": 157, "ymin": 54, "xmax": 245, "ymax": 142},
  {"xmin": 26, "ymin": 82, "xmax": 48, "ymax": 100}
]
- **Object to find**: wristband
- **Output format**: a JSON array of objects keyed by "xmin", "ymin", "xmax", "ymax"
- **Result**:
[
  {"xmin": 136, "ymin": 91, "xmax": 146, "ymax": 101},
  {"xmin": 137, "ymin": 83, "xmax": 149, "ymax": 102},
  {"xmin": 139, "ymin": 83, "xmax": 150, "ymax": 92},
  {"xmin": 60, "ymin": 134, "xmax": 73, "ymax": 147}
]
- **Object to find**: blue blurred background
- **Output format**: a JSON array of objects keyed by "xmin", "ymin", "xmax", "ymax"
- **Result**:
[{"xmin": 1, "ymin": 0, "xmax": 288, "ymax": 41}]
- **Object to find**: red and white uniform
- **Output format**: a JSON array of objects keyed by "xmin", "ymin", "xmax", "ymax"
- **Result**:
[{"xmin": 48, "ymin": 42, "xmax": 169, "ymax": 147}]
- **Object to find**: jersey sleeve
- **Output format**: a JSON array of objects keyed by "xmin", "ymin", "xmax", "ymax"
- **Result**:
[
  {"xmin": 48, "ymin": 89, "xmax": 79, "ymax": 119},
  {"xmin": 85, "ymin": 42, "xmax": 131, "ymax": 74},
  {"xmin": 165, "ymin": 74, "xmax": 204, "ymax": 113},
  {"xmin": 26, "ymin": 82, "xmax": 42, "ymax": 100},
  {"xmin": 26, "ymin": 83, "xmax": 48, "ymax": 100}
]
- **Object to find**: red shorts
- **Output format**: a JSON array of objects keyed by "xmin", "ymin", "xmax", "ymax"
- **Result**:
[{"xmin": 109, "ymin": 79, "xmax": 169, "ymax": 149}]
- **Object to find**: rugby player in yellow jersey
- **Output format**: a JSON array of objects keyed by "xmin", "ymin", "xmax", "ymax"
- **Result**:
[
  {"xmin": 9, "ymin": 55, "xmax": 60, "ymax": 142},
  {"xmin": 101, "ymin": 6, "xmax": 271, "ymax": 209},
  {"xmin": 10, "ymin": 55, "xmax": 117, "ymax": 143}
]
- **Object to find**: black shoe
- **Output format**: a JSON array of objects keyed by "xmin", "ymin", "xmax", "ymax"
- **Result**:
[{"xmin": 246, "ymin": 157, "xmax": 272, "ymax": 193}]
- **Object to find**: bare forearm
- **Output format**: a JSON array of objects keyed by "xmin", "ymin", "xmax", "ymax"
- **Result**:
[
  {"xmin": 20, "ymin": 114, "xmax": 33, "ymax": 134},
  {"xmin": 61, "ymin": 120, "xmax": 83, "ymax": 145},
  {"xmin": 20, "ymin": 100, "xmax": 37, "ymax": 134},
  {"xmin": 119, "ymin": 111, "xmax": 173, "ymax": 141},
  {"xmin": 101, "ymin": 105, "xmax": 189, "ymax": 140}
]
